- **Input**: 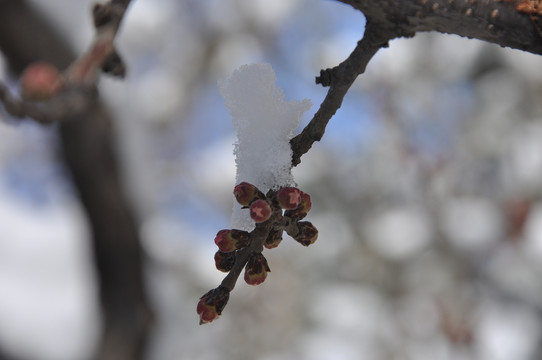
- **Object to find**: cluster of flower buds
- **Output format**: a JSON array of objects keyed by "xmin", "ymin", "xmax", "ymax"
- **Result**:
[
  {"xmin": 198, "ymin": 181, "xmax": 318, "ymax": 324},
  {"xmin": 276, "ymin": 186, "xmax": 317, "ymax": 246},
  {"xmin": 233, "ymin": 182, "xmax": 314, "ymax": 224},
  {"xmin": 234, "ymin": 181, "xmax": 319, "ymax": 250},
  {"xmin": 212, "ymin": 226, "xmax": 272, "ymax": 285}
]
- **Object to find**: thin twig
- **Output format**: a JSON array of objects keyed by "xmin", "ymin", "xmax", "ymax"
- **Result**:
[
  {"xmin": 220, "ymin": 217, "xmax": 276, "ymax": 291},
  {"xmin": 290, "ymin": 21, "xmax": 400, "ymax": 166}
]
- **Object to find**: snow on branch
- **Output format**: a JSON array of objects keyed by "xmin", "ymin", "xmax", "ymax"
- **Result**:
[
  {"xmin": 220, "ymin": 63, "xmax": 311, "ymax": 230},
  {"xmin": 198, "ymin": 65, "xmax": 316, "ymax": 324}
]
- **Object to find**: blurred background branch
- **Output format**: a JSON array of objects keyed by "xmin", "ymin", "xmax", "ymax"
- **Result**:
[{"xmin": 0, "ymin": 1, "xmax": 152, "ymax": 360}]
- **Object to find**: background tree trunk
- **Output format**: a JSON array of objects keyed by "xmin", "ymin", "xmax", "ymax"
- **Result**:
[{"xmin": 0, "ymin": 1, "xmax": 153, "ymax": 359}]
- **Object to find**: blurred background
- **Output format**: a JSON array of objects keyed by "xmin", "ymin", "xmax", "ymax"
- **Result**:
[{"xmin": 0, "ymin": 0, "xmax": 542, "ymax": 359}]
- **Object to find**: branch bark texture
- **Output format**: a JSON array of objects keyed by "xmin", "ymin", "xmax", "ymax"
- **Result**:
[{"xmin": 339, "ymin": 0, "xmax": 542, "ymax": 54}]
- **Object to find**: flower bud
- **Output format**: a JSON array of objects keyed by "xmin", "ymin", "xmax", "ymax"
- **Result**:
[
  {"xmin": 197, "ymin": 286, "xmax": 230, "ymax": 324},
  {"xmin": 249, "ymin": 199, "xmax": 272, "ymax": 223},
  {"xmin": 244, "ymin": 253, "xmax": 271, "ymax": 286},
  {"xmin": 214, "ymin": 229, "xmax": 250, "ymax": 253},
  {"xmin": 276, "ymin": 187, "xmax": 301, "ymax": 210},
  {"xmin": 233, "ymin": 182, "xmax": 264, "ymax": 207},
  {"xmin": 21, "ymin": 62, "xmax": 63, "ymax": 101},
  {"xmin": 264, "ymin": 229, "xmax": 283, "ymax": 249},
  {"xmin": 292, "ymin": 221, "xmax": 318, "ymax": 246},
  {"xmin": 284, "ymin": 191, "xmax": 312, "ymax": 220},
  {"xmin": 214, "ymin": 250, "xmax": 236, "ymax": 272}
]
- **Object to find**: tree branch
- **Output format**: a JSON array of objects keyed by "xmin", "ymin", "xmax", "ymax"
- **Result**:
[
  {"xmin": 290, "ymin": 21, "xmax": 397, "ymax": 165},
  {"xmin": 291, "ymin": 0, "xmax": 542, "ymax": 166},
  {"xmin": 339, "ymin": 0, "xmax": 542, "ymax": 54},
  {"xmin": 0, "ymin": 0, "xmax": 132, "ymax": 123}
]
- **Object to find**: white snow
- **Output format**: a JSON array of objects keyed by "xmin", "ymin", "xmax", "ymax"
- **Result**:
[{"xmin": 219, "ymin": 63, "xmax": 311, "ymax": 230}]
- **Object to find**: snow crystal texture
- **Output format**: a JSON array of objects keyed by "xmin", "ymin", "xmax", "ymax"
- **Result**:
[{"xmin": 219, "ymin": 63, "xmax": 311, "ymax": 230}]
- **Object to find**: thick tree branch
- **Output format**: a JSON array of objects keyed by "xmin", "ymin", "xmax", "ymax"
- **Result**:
[{"xmin": 339, "ymin": 0, "xmax": 542, "ymax": 54}]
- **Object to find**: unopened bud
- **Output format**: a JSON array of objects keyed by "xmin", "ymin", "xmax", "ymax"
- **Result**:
[
  {"xmin": 21, "ymin": 62, "xmax": 63, "ymax": 101},
  {"xmin": 214, "ymin": 250, "xmax": 236, "ymax": 272},
  {"xmin": 214, "ymin": 229, "xmax": 250, "ymax": 253},
  {"xmin": 292, "ymin": 221, "xmax": 318, "ymax": 246},
  {"xmin": 233, "ymin": 182, "xmax": 264, "ymax": 207},
  {"xmin": 249, "ymin": 199, "xmax": 272, "ymax": 223},
  {"xmin": 244, "ymin": 253, "xmax": 271, "ymax": 286},
  {"xmin": 284, "ymin": 191, "xmax": 312, "ymax": 220},
  {"xmin": 197, "ymin": 286, "xmax": 230, "ymax": 324},
  {"xmin": 276, "ymin": 187, "xmax": 301, "ymax": 210},
  {"xmin": 264, "ymin": 229, "xmax": 283, "ymax": 249}
]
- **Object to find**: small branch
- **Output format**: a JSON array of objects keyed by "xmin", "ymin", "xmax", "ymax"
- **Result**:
[
  {"xmin": 0, "ymin": 0, "xmax": 133, "ymax": 124},
  {"xmin": 200, "ymin": 186, "xmax": 316, "ymax": 324},
  {"xmin": 290, "ymin": 21, "xmax": 397, "ymax": 166},
  {"xmin": 220, "ymin": 191, "xmax": 283, "ymax": 292},
  {"xmin": 220, "ymin": 214, "xmax": 277, "ymax": 291},
  {"xmin": 0, "ymin": 82, "xmax": 97, "ymax": 124}
]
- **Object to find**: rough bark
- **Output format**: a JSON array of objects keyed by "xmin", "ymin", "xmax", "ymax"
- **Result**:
[
  {"xmin": 0, "ymin": 1, "xmax": 152, "ymax": 360},
  {"xmin": 339, "ymin": 0, "xmax": 542, "ymax": 54}
]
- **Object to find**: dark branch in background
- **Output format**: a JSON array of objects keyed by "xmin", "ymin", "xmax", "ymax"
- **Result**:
[
  {"xmin": 291, "ymin": 0, "xmax": 542, "ymax": 166},
  {"xmin": 0, "ymin": 1, "xmax": 152, "ymax": 360}
]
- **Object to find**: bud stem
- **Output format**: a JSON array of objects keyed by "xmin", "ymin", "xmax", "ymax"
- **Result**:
[{"xmin": 220, "ymin": 206, "xmax": 280, "ymax": 291}]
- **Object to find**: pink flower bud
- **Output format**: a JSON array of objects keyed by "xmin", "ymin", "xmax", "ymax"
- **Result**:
[
  {"xmin": 233, "ymin": 182, "xmax": 264, "ymax": 207},
  {"xmin": 197, "ymin": 286, "xmax": 229, "ymax": 324},
  {"xmin": 276, "ymin": 187, "xmax": 301, "ymax": 210},
  {"xmin": 264, "ymin": 229, "xmax": 283, "ymax": 249},
  {"xmin": 284, "ymin": 191, "xmax": 312, "ymax": 220},
  {"xmin": 249, "ymin": 199, "xmax": 272, "ymax": 223},
  {"xmin": 197, "ymin": 298, "xmax": 218, "ymax": 324},
  {"xmin": 214, "ymin": 229, "xmax": 250, "ymax": 253},
  {"xmin": 214, "ymin": 250, "xmax": 236, "ymax": 272},
  {"xmin": 244, "ymin": 253, "xmax": 270, "ymax": 286},
  {"xmin": 292, "ymin": 221, "xmax": 318, "ymax": 246},
  {"xmin": 21, "ymin": 62, "xmax": 63, "ymax": 101}
]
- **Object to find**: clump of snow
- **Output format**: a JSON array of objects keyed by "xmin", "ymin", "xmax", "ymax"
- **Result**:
[{"xmin": 219, "ymin": 63, "xmax": 311, "ymax": 230}]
